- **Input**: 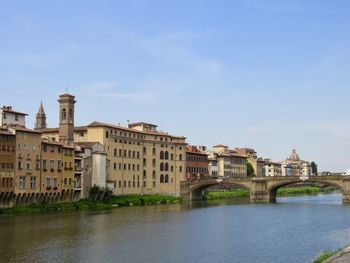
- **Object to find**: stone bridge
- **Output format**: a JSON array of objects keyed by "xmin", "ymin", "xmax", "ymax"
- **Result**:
[{"xmin": 180, "ymin": 176, "xmax": 350, "ymax": 204}]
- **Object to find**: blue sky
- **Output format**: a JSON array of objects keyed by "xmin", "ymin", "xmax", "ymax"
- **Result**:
[{"xmin": 1, "ymin": 0, "xmax": 350, "ymax": 171}]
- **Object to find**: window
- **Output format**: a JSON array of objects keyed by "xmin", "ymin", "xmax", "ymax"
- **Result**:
[
  {"xmin": 46, "ymin": 178, "xmax": 51, "ymax": 187},
  {"xmin": 179, "ymin": 154, "xmax": 182, "ymax": 161},
  {"xmin": 152, "ymin": 148, "xmax": 156, "ymax": 156},
  {"xmin": 165, "ymin": 151, "xmax": 169, "ymax": 160},
  {"xmin": 30, "ymin": 177, "xmax": 36, "ymax": 189},
  {"xmin": 53, "ymin": 178, "xmax": 58, "ymax": 189},
  {"xmin": 24, "ymin": 144, "xmax": 28, "ymax": 151},
  {"xmin": 165, "ymin": 174, "xmax": 169, "ymax": 183},
  {"xmin": 165, "ymin": 163, "xmax": 169, "ymax": 171},
  {"xmin": 3, "ymin": 113, "xmax": 6, "ymax": 119},
  {"xmin": 57, "ymin": 160, "xmax": 62, "ymax": 171},
  {"xmin": 160, "ymin": 151, "xmax": 164, "ymax": 160},
  {"xmin": 160, "ymin": 174, "xmax": 164, "ymax": 183},
  {"xmin": 18, "ymin": 161, "xmax": 22, "ymax": 170},
  {"xmin": 152, "ymin": 170, "xmax": 156, "ymax": 179},
  {"xmin": 49, "ymin": 160, "xmax": 54, "ymax": 171},
  {"xmin": 152, "ymin": 159, "xmax": 156, "ymax": 167},
  {"xmin": 26, "ymin": 161, "xmax": 31, "ymax": 170},
  {"xmin": 62, "ymin": 108, "xmax": 67, "ymax": 120},
  {"xmin": 19, "ymin": 176, "xmax": 25, "ymax": 189},
  {"xmin": 106, "ymin": 131, "xmax": 109, "ymax": 138},
  {"xmin": 160, "ymin": 163, "xmax": 164, "ymax": 171},
  {"xmin": 42, "ymin": 160, "xmax": 47, "ymax": 170},
  {"xmin": 32, "ymin": 145, "xmax": 36, "ymax": 151}
]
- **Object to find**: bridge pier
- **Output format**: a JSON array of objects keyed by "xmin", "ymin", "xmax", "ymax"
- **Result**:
[
  {"xmin": 342, "ymin": 178, "xmax": 350, "ymax": 204},
  {"xmin": 250, "ymin": 178, "xmax": 272, "ymax": 203}
]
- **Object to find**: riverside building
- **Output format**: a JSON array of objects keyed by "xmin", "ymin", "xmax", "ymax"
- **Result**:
[
  {"xmin": 39, "ymin": 94, "xmax": 187, "ymax": 197},
  {"xmin": 185, "ymin": 145, "xmax": 209, "ymax": 181}
]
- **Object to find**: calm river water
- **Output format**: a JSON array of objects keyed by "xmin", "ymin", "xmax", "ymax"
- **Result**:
[{"xmin": 1, "ymin": 193, "xmax": 350, "ymax": 263}]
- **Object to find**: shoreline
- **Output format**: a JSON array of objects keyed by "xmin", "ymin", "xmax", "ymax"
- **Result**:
[
  {"xmin": 0, "ymin": 194, "xmax": 181, "ymax": 215},
  {"xmin": 204, "ymin": 186, "xmax": 339, "ymax": 200}
]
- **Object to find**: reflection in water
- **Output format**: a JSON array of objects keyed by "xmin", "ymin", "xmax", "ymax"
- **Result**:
[{"xmin": 0, "ymin": 194, "xmax": 349, "ymax": 263}]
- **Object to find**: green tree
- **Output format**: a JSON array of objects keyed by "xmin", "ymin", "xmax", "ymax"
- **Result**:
[
  {"xmin": 311, "ymin": 162, "xmax": 318, "ymax": 175},
  {"xmin": 246, "ymin": 162, "xmax": 255, "ymax": 177}
]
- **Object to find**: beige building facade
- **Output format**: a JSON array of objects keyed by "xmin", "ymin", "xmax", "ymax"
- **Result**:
[{"xmin": 210, "ymin": 145, "xmax": 247, "ymax": 178}]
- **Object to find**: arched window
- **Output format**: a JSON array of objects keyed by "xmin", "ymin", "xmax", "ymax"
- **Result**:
[
  {"xmin": 160, "ymin": 163, "xmax": 164, "ymax": 171},
  {"xmin": 160, "ymin": 151, "xmax": 164, "ymax": 160},
  {"xmin": 160, "ymin": 174, "xmax": 164, "ymax": 183},
  {"xmin": 152, "ymin": 159, "xmax": 156, "ymax": 167},
  {"xmin": 165, "ymin": 163, "xmax": 169, "ymax": 171},
  {"xmin": 165, "ymin": 174, "xmax": 169, "ymax": 183},
  {"xmin": 165, "ymin": 151, "xmax": 169, "ymax": 160},
  {"xmin": 69, "ymin": 108, "xmax": 73, "ymax": 118},
  {"xmin": 152, "ymin": 170, "xmax": 156, "ymax": 179},
  {"xmin": 62, "ymin": 108, "xmax": 67, "ymax": 120}
]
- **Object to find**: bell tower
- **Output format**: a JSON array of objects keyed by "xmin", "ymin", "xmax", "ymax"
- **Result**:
[
  {"xmin": 58, "ymin": 93, "xmax": 76, "ymax": 144},
  {"xmin": 35, "ymin": 101, "xmax": 47, "ymax": 130}
]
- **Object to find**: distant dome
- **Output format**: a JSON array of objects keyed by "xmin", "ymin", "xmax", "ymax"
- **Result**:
[{"xmin": 288, "ymin": 149, "xmax": 300, "ymax": 161}]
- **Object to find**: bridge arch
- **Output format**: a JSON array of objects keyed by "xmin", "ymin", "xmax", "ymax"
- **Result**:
[
  {"xmin": 182, "ymin": 180, "xmax": 252, "ymax": 201},
  {"xmin": 267, "ymin": 178, "xmax": 346, "ymax": 203}
]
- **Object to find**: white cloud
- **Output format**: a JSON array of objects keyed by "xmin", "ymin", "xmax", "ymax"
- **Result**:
[
  {"xmin": 77, "ymin": 81, "xmax": 155, "ymax": 103},
  {"xmin": 141, "ymin": 32, "xmax": 223, "ymax": 77}
]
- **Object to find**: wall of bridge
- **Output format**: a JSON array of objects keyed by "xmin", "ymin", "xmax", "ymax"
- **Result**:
[{"xmin": 180, "ymin": 176, "xmax": 350, "ymax": 204}]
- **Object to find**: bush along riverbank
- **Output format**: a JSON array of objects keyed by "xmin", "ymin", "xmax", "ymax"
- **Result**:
[
  {"xmin": 0, "ymin": 194, "xmax": 181, "ymax": 215},
  {"xmin": 313, "ymin": 248, "xmax": 342, "ymax": 263},
  {"xmin": 204, "ymin": 185, "xmax": 339, "ymax": 200}
]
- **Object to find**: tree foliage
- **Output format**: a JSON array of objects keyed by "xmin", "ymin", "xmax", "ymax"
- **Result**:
[
  {"xmin": 246, "ymin": 162, "xmax": 255, "ymax": 177},
  {"xmin": 311, "ymin": 161, "xmax": 318, "ymax": 175}
]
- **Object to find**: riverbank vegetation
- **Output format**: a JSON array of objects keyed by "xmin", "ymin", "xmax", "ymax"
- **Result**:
[
  {"xmin": 0, "ymin": 194, "xmax": 181, "ymax": 215},
  {"xmin": 313, "ymin": 248, "xmax": 341, "ymax": 263},
  {"xmin": 204, "ymin": 185, "xmax": 339, "ymax": 200}
]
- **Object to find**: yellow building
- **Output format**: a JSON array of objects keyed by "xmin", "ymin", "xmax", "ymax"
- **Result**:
[
  {"xmin": 41, "ymin": 121, "xmax": 187, "ymax": 196},
  {"xmin": 41, "ymin": 140, "xmax": 63, "ymax": 194},
  {"xmin": 12, "ymin": 127, "xmax": 42, "ymax": 197},
  {"xmin": 211, "ymin": 145, "xmax": 247, "ymax": 178},
  {"xmin": 61, "ymin": 144, "xmax": 75, "ymax": 193},
  {"xmin": 0, "ymin": 128, "xmax": 15, "ymax": 195}
]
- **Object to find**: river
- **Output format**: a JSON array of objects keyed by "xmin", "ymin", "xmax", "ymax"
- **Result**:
[{"xmin": 0, "ymin": 193, "xmax": 350, "ymax": 263}]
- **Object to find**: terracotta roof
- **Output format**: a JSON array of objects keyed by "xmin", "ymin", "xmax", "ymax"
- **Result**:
[
  {"xmin": 13, "ymin": 126, "xmax": 41, "ymax": 134},
  {"xmin": 88, "ymin": 121, "xmax": 186, "ymax": 139},
  {"xmin": 0, "ymin": 130, "xmax": 14, "ymax": 136},
  {"xmin": 186, "ymin": 145, "xmax": 208, "ymax": 155},
  {"xmin": 75, "ymin": 142, "xmax": 101, "ymax": 148},
  {"xmin": 213, "ymin": 144, "xmax": 228, "ymax": 148},
  {"xmin": 1, "ymin": 108, "xmax": 28, "ymax": 116},
  {"xmin": 129, "ymin": 122, "xmax": 158, "ymax": 127},
  {"xmin": 38, "ymin": 126, "xmax": 88, "ymax": 133}
]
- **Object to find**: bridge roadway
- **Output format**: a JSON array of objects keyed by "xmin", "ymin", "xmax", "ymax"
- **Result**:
[{"xmin": 180, "ymin": 175, "xmax": 350, "ymax": 204}]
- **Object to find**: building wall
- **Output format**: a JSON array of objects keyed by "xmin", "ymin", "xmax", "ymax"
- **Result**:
[
  {"xmin": 0, "ymin": 133, "xmax": 15, "ymax": 193},
  {"xmin": 62, "ymin": 146, "xmax": 75, "ymax": 191},
  {"xmin": 15, "ymin": 130, "xmax": 41, "ymax": 194},
  {"xmin": 92, "ymin": 153, "xmax": 107, "ymax": 188},
  {"xmin": 86, "ymin": 125, "xmax": 186, "ymax": 196},
  {"xmin": 41, "ymin": 142, "xmax": 63, "ymax": 194},
  {"xmin": 0, "ymin": 110, "xmax": 26, "ymax": 127},
  {"xmin": 265, "ymin": 163, "xmax": 282, "ymax": 177},
  {"xmin": 186, "ymin": 151, "xmax": 209, "ymax": 181}
]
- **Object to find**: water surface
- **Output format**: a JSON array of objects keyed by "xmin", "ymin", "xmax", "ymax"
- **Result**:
[{"xmin": 0, "ymin": 194, "xmax": 349, "ymax": 263}]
